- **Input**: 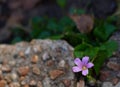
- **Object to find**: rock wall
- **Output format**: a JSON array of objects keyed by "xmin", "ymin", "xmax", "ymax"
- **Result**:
[{"xmin": 0, "ymin": 39, "xmax": 75, "ymax": 87}]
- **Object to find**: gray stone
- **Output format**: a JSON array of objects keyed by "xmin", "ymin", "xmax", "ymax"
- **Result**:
[
  {"xmin": 102, "ymin": 82, "xmax": 113, "ymax": 87},
  {"xmin": 0, "ymin": 40, "xmax": 75, "ymax": 87},
  {"xmin": 115, "ymin": 82, "xmax": 120, "ymax": 87},
  {"xmin": 117, "ymin": 72, "xmax": 120, "ymax": 78}
]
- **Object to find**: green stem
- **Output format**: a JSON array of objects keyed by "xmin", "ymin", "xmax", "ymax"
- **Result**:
[{"xmin": 91, "ymin": 55, "xmax": 97, "ymax": 63}]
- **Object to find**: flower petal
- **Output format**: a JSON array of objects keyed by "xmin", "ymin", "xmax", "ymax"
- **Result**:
[
  {"xmin": 72, "ymin": 66, "xmax": 82, "ymax": 72},
  {"xmin": 82, "ymin": 69, "xmax": 88, "ymax": 76},
  {"xmin": 82, "ymin": 56, "xmax": 89, "ymax": 64},
  {"xmin": 87, "ymin": 62, "xmax": 94, "ymax": 68},
  {"xmin": 74, "ymin": 58, "xmax": 82, "ymax": 66}
]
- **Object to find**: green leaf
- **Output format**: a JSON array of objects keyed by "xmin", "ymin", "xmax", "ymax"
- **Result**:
[
  {"xmin": 59, "ymin": 16, "xmax": 74, "ymax": 26},
  {"xmin": 74, "ymin": 43, "xmax": 99, "ymax": 59},
  {"xmin": 93, "ymin": 40, "xmax": 118, "ymax": 75},
  {"xmin": 38, "ymin": 31, "xmax": 51, "ymax": 39},
  {"xmin": 56, "ymin": 0, "xmax": 67, "ymax": 8},
  {"xmin": 63, "ymin": 33, "xmax": 83, "ymax": 46},
  {"xmin": 74, "ymin": 43, "xmax": 91, "ymax": 51},
  {"xmin": 74, "ymin": 43, "xmax": 91, "ymax": 58},
  {"xmin": 74, "ymin": 51, "xmax": 84, "ymax": 58},
  {"xmin": 47, "ymin": 19, "xmax": 57, "ymax": 31},
  {"xmin": 106, "ymin": 16, "xmax": 117, "ymax": 23},
  {"xmin": 100, "ymin": 40, "xmax": 118, "ymax": 57},
  {"xmin": 31, "ymin": 17, "xmax": 45, "ymax": 38},
  {"xmin": 94, "ymin": 50, "xmax": 108, "ymax": 75},
  {"xmin": 63, "ymin": 32, "xmax": 91, "ymax": 47},
  {"xmin": 11, "ymin": 37, "xmax": 23, "ymax": 44},
  {"xmin": 77, "ymin": 9, "xmax": 86, "ymax": 15},
  {"xmin": 93, "ymin": 23, "xmax": 116, "ymax": 41},
  {"xmin": 84, "ymin": 47, "xmax": 99, "ymax": 59},
  {"xmin": 32, "ymin": 17, "xmax": 44, "ymax": 24},
  {"xmin": 58, "ymin": 17, "xmax": 76, "ymax": 33}
]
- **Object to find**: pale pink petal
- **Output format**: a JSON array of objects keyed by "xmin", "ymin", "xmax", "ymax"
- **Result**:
[
  {"xmin": 82, "ymin": 56, "xmax": 89, "ymax": 64},
  {"xmin": 87, "ymin": 62, "xmax": 94, "ymax": 68},
  {"xmin": 72, "ymin": 66, "xmax": 82, "ymax": 72},
  {"xmin": 74, "ymin": 58, "xmax": 82, "ymax": 66},
  {"xmin": 82, "ymin": 69, "xmax": 88, "ymax": 76}
]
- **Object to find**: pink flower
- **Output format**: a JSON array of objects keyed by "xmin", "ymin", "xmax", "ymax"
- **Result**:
[{"xmin": 72, "ymin": 56, "xmax": 94, "ymax": 76}]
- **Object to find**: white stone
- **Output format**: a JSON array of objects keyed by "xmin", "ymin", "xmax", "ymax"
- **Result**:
[{"xmin": 58, "ymin": 60, "xmax": 66, "ymax": 68}]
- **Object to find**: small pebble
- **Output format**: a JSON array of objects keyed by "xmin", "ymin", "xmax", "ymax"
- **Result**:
[
  {"xmin": 42, "ymin": 52, "xmax": 50, "ymax": 61},
  {"xmin": 49, "ymin": 69, "xmax": 64, "ymax": 80},
  {"xmin": 19, "ymin": 76, "xmax": 25, "ymax": 82},
  {"xmin": 11, "ymin": 73, "xmax": 18, "ymax": 81},
  {"xmin": 46, "ymin": 60, "xmax": 54, "ymax": 66},
  {"xmin": 24, "ymin": 84, "xmax": 29, "ymax": 87},
  {"xmin": 31, "ymin": 55, "xmax": 39, "ymax": 63},
  {"xmin": 25, "ymin": 47, "xmax": 31, "ymax": 55},
  {"xmin": 32, "ymin": 66, "xmax": 40, "ymax": 75},
  {"xmin": 58, "ymin": 60, "xmax": 66, "ymax": 68},
  {"xmin": 29, "ymin": 80, "xmax": 37, "ymax": 86},
  {"xmin": 0, "ymin": 80, "xmax": 7, "ymax": 87},
  {"xmin": 4, "ymin": 74, "xmax": 12, "ymax": 83},
  {"xmin": 18, "ymin": 66, "xmax": 29, "ymax": 76},
  {"xmin": 62, "ymin": 79, "xmax": 71, "ymax": 87},
  {"xmin": 9, "ymin": 60, "xmax": 16, "ymax": 66},
  {"xmin": 19, "ymin": 51, "xmax": 25, "ymax": 58},
  {"xmin": 21, "ymin": 80, "xmax": 26, "ymax": 86},
  {"xmin": 2, "ymin": 64, "xmax": 11, "ymax": 72},
  {"xmin": 37, "ymin": 81, "xmax": 43, "ymax": 87},
  {"xmin": 33, "ymin": 45, "xmax": 42, "ymax": 53}
]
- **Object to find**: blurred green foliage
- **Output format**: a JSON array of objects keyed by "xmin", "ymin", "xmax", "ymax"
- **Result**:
[
  {"xmin": 56, "ymin": 0, "xmax": 67, "ymax": 8},
  {"xmin": 11, "ymin": 9, "xmax": 118, "ymax": 77},
  {"xmin": 30, "ymin": 16, "xmax": 76, "ymax": 39}
]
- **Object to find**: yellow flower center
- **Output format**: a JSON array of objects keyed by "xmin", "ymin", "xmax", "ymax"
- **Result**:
[{"xmin": 82, "ymin": 66, "xmax": 87, "ymax": 70}]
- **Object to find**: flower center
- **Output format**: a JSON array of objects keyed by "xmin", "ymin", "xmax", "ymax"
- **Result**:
[{"xmin": 82, "ymin": 66, "xmax": 87, "ymax": 70}]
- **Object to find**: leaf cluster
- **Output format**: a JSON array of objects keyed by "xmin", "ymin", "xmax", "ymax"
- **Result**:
[{"xmin": 11, "ymin": 14, "xmax": 118, "ymax": 76}]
